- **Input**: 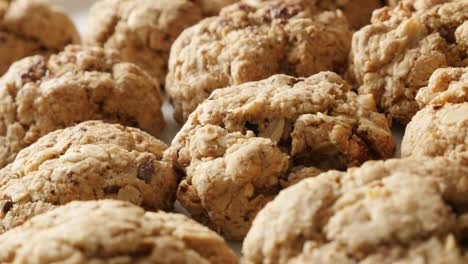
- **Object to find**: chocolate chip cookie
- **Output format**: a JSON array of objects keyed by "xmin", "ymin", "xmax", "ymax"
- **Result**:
[
  {"xmin": 243, "ymin": 157, "xmax": 468, "ymax": 264},
  {"xmin": 0, "ymin": 0, "xmax": 80, "ymax": 75},
  {"xmin": 0, "ymin": 45, "xmax": 164, "ymax": 168},
  {"xmin": 0, "ymin": 200, "xmax": 238, "ymax": 263},
  {"xmin": 0, "ymin": 121, "xmax": 177, "ymax": 232},
  {"xmin": 348, "ymin": 0, "xmax": 467, "ymax": 125},
  {"xmin": 166, "ymin": 0, "xmax": 352, "ymax": 122},
  {"xmin": 245, "ymin": 0, "xmax": 383, "ymax": 29},
  {"xmin": 402, "ymin": 67, "xmax": 467, "ymax": 163},
  {"xmin": 165, "ymin": 72, "xmax": 395, "ymax": 240}
]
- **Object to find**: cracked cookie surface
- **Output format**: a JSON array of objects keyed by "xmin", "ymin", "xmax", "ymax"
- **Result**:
[
  {"xmin": 348, "ymin": 0, "xmax": 467, "ymax": 125},
  {"xmin": 0, "ymin": 45, "xmax": 164, "ymax": 168},
  {"xmin": 0, "ymin": 200, "xmax": 238, "ymax": 264},
  {"xmin": 86, "ymin": 0, "xmax": 204, "ymax": 84},
  {"xmin": 0, "ymin": 121, "xmax": 177, "ymax": 232},
  {"xmin": 166, "ymin": 0, "xmax": 352, "ymax": 122},
  {"xmin": 402, "ymin": 67, "xmax": 467, "ymax": 163},
  {"xmin": 243, "ymin": 157, "xmax": 468, "ymax": 264},
  {"xmin": 0, "ymin": 0, "xmax": 79, "ymax": 75},
  {"xmin": 165, "ymin": 72, "xmax": 395, "ymax": 240}
]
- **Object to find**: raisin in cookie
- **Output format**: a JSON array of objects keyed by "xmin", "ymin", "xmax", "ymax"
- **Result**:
[
  {"xmin": 402, "ymin": 67, "xmax": 467, "ymax": 162},
  {"xmin": 348, "ymin": 0, "xmax": 467, "ymax": 125},
  {"xmin": 166, "ymin": 0, "xmax": 352, "ymax": 122},
  {"xmin": 0, "ymin": 121, "xmax": 177, "ymax": 232},
  {"xmin": 86, "ymin": 0, "xmax": 204, "ymax": 84},
  {"xmin": 165, "ymin": 72, "xmax": 395, "ymax": 240},
  {"xmin": 0, "ymin": 45, "xmax": 164, "ymax": 168},
  {"xmin": 0, "ymin": 0, "xmax": 79, "ymax": 75},
  {"xmin": 243, "ymin": 157, "xmax": 468, "ymax": 264},
  {"xmin": 245, "ymin": 0, "xmax": 383, "ymax": 29},
  {"xmin": 0, "ymin": 200, "xmax": 238, "ymax": 263}
]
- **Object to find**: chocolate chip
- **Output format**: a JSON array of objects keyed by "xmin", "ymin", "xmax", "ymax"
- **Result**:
[
  {"xmin": 245, "ymin": 121, "xmax": 259, "ymax": 135},
  {"xmin": 2, "ymin": 201, "xmax": 13, "ymax": 214},
  {"xmin": 432, "ymin": 104, "xmax": 443, "ymax": 111},
  {"xmin": 104, "ymin": 185, "xmax": 120, "ymax": 194},
  {"xmin": 138, "ymin": 159, "xmax": 155, "ymax": 184}
]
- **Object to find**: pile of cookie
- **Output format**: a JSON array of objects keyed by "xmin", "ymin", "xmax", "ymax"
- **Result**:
[{"xmin": 0, "ymin": 0, "xmax": 466, "ymax": 262}]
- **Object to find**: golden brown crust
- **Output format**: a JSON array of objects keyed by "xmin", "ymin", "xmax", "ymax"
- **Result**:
[
  {"xmin": 0, "ymin": 121, "xmax": 177, "ymax": 232},
  {"xmin": 166, "ymin": 72, "xmax": 394, "ymax": 240}
]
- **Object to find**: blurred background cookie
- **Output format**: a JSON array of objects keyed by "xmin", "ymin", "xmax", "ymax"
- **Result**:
[{"xmin": 0, "ymin": 45, "xmax": 164, "ymax": 168}]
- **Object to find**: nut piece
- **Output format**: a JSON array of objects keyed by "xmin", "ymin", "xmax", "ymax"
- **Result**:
[
  {"xmin": 166, "ymin": 72, "xmax": 395, "ymax": 240},
  {"xmin": 402, "ymin": 67, "xmax": 468, "ymax": 163},
  {"xmin": 245, "ymin": 0, "xmax": 383, "ymax": 29},
  {"xmin": 0, "ymin": 121, "xmax": 178, "ymax": 232},
  {"xmin": 243, "ymin": 157, "xmax": 468, "ymax": 264},
  {"xmin": 0, "ymin": 0, "xmax": 80, "ymax": 75},
  {"xmin": 86, "ymin": 0, "xmax": 204, "ymax": 83},
  {"xmin": 0, "ymin": 200, "xmax": 238, "ymax": 263},
  {"xmin": 166, "ymin": 0, "xmax": 352, "ymax": 122},
  {"xmin": 348, "ymin": 0, "xmax": 467, "ymax": 125},
  {"xmin": 0, "ymin": 45, "xmax": 164, "ymax": 168}
]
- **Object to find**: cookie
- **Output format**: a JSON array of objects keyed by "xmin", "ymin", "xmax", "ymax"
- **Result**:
[
  {"xmin": 0, "ymin": 45, "xmax": 164, "ymax": 168},
  {"xmin": 245, "ymin": 0, "xmax": 383, "ymax": 29},
  {"xmin": 166, "ymin": 72, "xmax": 395, "ymax": 240},
  {"xmin": 402, "ymin": 67, "xmax": 467, "ymax": 163},
  {"xmin": 0, "ymin": 0, "xmax": 80, "ymax": 75},
  {"xmin": 243, "ymin": 157, "xmax": 468, "ymax": 264},
  {"xmin": 166, "ymin": 0, "xmax": 352, "ymax": 122},
  {"xmin": 348, "ymin": 0, "xmax": 467, "ymax": 125},
  {"xmin": 0, "ymin": 200, "xmax": 238, "ymax": 263},
  {"xmin": 86, "ymin": 0, "xmax": 205, "ymax": 84},
  {"xmin": 0, "ymin": 121, "xmax": 177, "ymax": 232}
]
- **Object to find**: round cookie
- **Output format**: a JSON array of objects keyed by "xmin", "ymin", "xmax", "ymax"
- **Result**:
[
  {"xmin": 86, "ymin": 0, "xmax": 203, "ymax": 84},
  {"xmin": 243, "ymin": 157, "xmax": 468, "ymax": 264},
  {"xmin": 0, "ymin": 200, "xmax": 238, "ymax": 263},
  {"xmin": 245, "ymin": 0, "xmax": 383, "ymax": 29},
  {"xmin": 166, "ymin": 0, "xmax": 352, "ymax": 122},
  {"xmin": 402, "ymin": 67, "xmax": 468, "ymax": 162},
  {"xmin": 166, "ymin": 72, "xmax": 395, "ymax": 240},
  {"xmin": 348, "ymin": 0, "xmax": 467, "ymax": 125},
  {"xmin": 0, "ymin": 45, "xmax": 164, "ymax": 168},
  {"xmin": 0, "ymin": 121, "xmax": 177, "ymax": 232},
  {"xmin": 0, "ymin": 0, "xmax": 79, "ymax": 75}
]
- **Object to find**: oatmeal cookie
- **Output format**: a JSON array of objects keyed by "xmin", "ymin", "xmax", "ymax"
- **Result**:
[
  {"xmin": 0, "ymin": 121, "xmax": 177, "ymax": 232},
  {"xmin": 401, "ymin": 67, "xmax": 467, "ymax": 163},
  {"xmin": 0, "ymin": 200, "xmax": 238, "ymax": 263},
  {"xmin": 348, "ymin": 0, "xmax": 467, "ymax": 125},
  {"xmin": 165, "ymin": 72, "xmax": 395, "ymax": 240},
  {"xmin": 0, "ymin": 45, "xmax": 164, "ymax": 168},
  {"xmin": 245, "ymin": 0, "xmax": 383, "ymax": 29},
  {"xmin": 166, "ymin": 0, "xmax": 352, "ymax": 122},
  {"xmin": 0, "ymin": 0, "xmax": 79, "ymax": 75},
  {"xmin": 243, "ymin": 157, "xmax": 468, "ymax": 264},
  {"xmin": 86, "ymin": 0, "xmax": 203, "ymax": 84}
]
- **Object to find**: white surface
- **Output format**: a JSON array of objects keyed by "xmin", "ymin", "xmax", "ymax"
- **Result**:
[{"xmin": 50, "ymin": 0, "xmax": 404, "ymax": 256}]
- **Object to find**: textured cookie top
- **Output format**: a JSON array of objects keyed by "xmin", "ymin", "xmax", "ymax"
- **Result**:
[
  {"xmin": 0, "ymin": 45, "xmax": 164, "ymax": 168},
  {"xmin": 245, "ymin": 0, "xmax": 383, "ymax": 29},
  {"xmin": 402, "ymin": 103, "xmax": 468, "ymax": 163},
  {"xmin": 167, "ymin": 72, "xmax": 395, "ymax": 240},
  {"xmin": 0, "ymin": 200, "xmax": 238, "ymax": 264},
  {"xmin": 348, "ymin": 0, "xmax": 467, "ymax": 125},
  {"xmin": 86, "ymin": 0, "xmax": 203, "ymax": 83},
  {"xmin": 416, "ymin": 67, "xmax": 468, "ymax": 107},
  {"xmin": 0, "ymin": 121, "xmax": 177, "ymax": 232},
  {"xmin": 166, "ymin": 0, "xmax": 352, "ymax": 122},
  {"xmin": 0, "ymin": 0, "xmax": 80, "ymax": 74},
  {"xmin": 243, "ymin": 157, "xmax": 468, "ymax": 264}
]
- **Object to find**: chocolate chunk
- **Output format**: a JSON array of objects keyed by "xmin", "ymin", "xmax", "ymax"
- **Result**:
[
  {"xmin": 104, "ymin": 185, "xmax": 120, "ymax": 194},
  {"xmin": 2, "ymin": 200, "xmax": 13, "ymax": 214},
  {"xmin": 138, "ymin": 159, "xmax": 155, "ymax": 184}
]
